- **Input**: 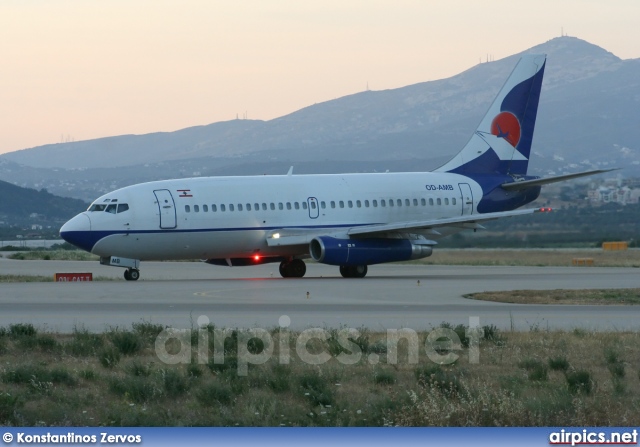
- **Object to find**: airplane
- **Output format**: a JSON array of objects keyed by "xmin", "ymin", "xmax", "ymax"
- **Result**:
[{"xmin": 60, "ymin": 54, "xmax": 612, "ymax": 280}]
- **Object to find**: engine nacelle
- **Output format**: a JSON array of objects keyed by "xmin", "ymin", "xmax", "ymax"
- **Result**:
[{"xmin": 309, "ymin": 237, "xmax": 432, "ymax": 266}]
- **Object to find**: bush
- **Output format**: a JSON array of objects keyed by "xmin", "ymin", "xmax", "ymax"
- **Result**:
[
  {"xmin": 109, "ymin": 377, "xmax": 158, "ymax": 403},
  {"xmin": 566, "ymin": 370, "xmax": 592, "ymax": 395},
  {"xmin": 128, "ymin": 361, "xmax": 152, "ymax": 377},
  {"xmin": 132, "ymin": 321, "xmax": 165, "ymax": 341},
  {"xmin": 9, "ymin": 323, "xmax": 37, "ymax": 338},
  {"xmin": 0, "ymin": 392, "xmax": 20, "ymax": 424},
  {"xmin": 162, "ymin": 369, "xmax": 190, "ymax": 397},
  {"xmin": 2, "ymin": 365, "xmax": 76, "ymax": 386},
  {"xmin": 299, "ymin": 370, "xmax": 334, "ymax": 407},
  {"xmin": 266, "ymin": 364, "xmax": 290, "ymax": 393},
  {"xmin": 98, "ymin": 346, "xmax": 121, "ymax": 368},
  {"xmin": 374, "ymin": 369, "xmax": 396, "ymax": 385},
  {"xmin": 196, "ymin": 382, "xmax": 233, "ymax": 406},
  {"xmin": 548, "ymin": 356, "xmax": 570, "ymax": 372},
  {"xmin": 67, "ymin": 328, "xmax": 104, "ymax": 356},
  {"xmin": 110, "ymin": 330, "xmax": 142, "ymax": 355},
  {"xmin": 415, "ymin": 364, "xmax": 463, "ymax": 396}
]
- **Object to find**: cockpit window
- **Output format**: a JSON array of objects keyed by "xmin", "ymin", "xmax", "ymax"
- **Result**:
[{"xmin": 88, "ymin": 203, "xmax": 130, "ymax": 213}]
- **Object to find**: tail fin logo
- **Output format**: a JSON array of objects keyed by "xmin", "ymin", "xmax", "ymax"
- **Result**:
[{"xmin": 490, "ymin": 112, "xmax": 521, "ymax": 147}]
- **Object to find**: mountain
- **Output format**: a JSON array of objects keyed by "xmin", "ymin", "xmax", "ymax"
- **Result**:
[
  {"xmin": 1, "ymin": 36, "xmax": 639, "ymax": 201},
  {"xmin": 0, "ymin": 178, "xmax": 88, "ymax": 226}
]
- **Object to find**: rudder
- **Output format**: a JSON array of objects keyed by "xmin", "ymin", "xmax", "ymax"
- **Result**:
[{"xmin": 436, "ymin": 54, "xmax": 546, "ymax": 176}]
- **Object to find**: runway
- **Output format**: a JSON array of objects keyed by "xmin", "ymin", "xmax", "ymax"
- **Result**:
[{"xmin": 0, "ymin": 258, "xmax": 639, "ymax": 332}]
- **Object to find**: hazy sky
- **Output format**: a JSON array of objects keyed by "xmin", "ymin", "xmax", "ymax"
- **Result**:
[{"xmin": 1, "ymin": 0, "xmax": 639, "ymax": 155}]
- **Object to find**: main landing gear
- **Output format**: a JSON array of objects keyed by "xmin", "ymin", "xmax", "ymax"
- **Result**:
[
  {"xmin": 339, "ymin": 265, "xmax": 368, "ymax": 278},
  {"xmin": 279, "ymin": 259, "xmax": 307, "ymax": 278}
]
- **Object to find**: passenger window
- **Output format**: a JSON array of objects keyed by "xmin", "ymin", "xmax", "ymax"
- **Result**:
[
  {"xmin": 203, "ymin": 205, "xmax": 208, "ymax": 212},
  {"xmin": 320, "ymin": 201, "xmax": 326, "ymax": 209},
  {"xmin": 444, "ymin": 198, "xmax": 449, "ymax": 205},
  {"xmin": 254, "ymin": 203, "xmax": 259, "ymax": 210},
  {"xmin": 397, "ymin": 199, "xmax": 402, "ymax": 207},
  {"xmin": 194, "ymin": 205, "xmax": 200, "ymax": 213},
  {"xmin": 452, "ymin": 198, "xmax": 457, "ymax": 205},
  {"xmin": 302, "ymin": 202, "xmax": 308, "ymax": 210},
  {"xmin": 212, "ymin": 204, "xmax": 217, "ymax": 212},
  {"xmin": 347, "ymin": 200, "xmax": 353, "ymax": 208},
  {"xmin": 330, "ymin": 201, "xmax": 336, "ymax": 209},
  {"xmin": 185, "ymin": 205, "xmax": 191, "ymax": 213},
  {"xmin": 262, "ymin": 203, "xmax": 267, "ymax": 211},
  {"xmin": 405, "ymin": 199, "xmax": 410, "ymax": 206},
  {"xmin": 429, "ymin": 198, "xmax": 434, "ymax": 206},
  {"xmin": 311, "ymin": 201, "xmax": 316, "ymax": 209},
  {"xmin": 356, "ymin": 200, "xmax": 361, "ymax": 208},
  {"xmin": 221, "ymin": 204, "xmax": 226, "ymax": 212},
  {"xmin": 420, "ymin": 198, "xmax": 425, "ymax": 206},
  {"xmin": 437, "ymin": 198, "xmax": 441, "ymax": 205},
  {"xmin": 278, "ymin": 203, "xmax": 283, "ymax": 210},
  {"xmin": 238, "ymin": 204, "xmax": 243, "ymax": 211},
  {"xmin": 413, "ymin": 199, "xmax": 418, "ymax": 206},
  {"xmin": 105, "ymin": 204, "xmax": 117, "ymax": 214},
  {"xmin": 339, "ymin": 201, "xmax": 344, "ymax": 208},
  {"xmin": 246, "ymin": 204, "xmax": 251, "ymax": 211},
  {"xmin": 229, "ymin": 204, "xmax": 235, "ymax": 212},
  {"xmin": 373, "ymin": 200, "xmax": 378, "ymax": 207},
  {"xmin": 364, "ymin": 200, "xmax": 369, "ymax": 207},
  {"xmin": 389, "ymin": 200, "xmax": 394, "ymax": 207},
  {"xmin": 381, "ymin": 200, "xmax": 386, "ymax": 207},
  {"xmin": 270, "ymin": 203, "xmax": 275, "ymax": 210},
  {"xmin": 294, "ymin": 202, "xmax": 300, "ymax": 210},
  {"xmin": 117, "ymin": 204, "xmax": 129, "ymax": 213},
  {"xmin": 287, "ymin": 202, "xmax": 292, "ymax": 210}
]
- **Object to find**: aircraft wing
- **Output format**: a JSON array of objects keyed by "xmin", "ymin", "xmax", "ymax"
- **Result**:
[
  {"xmin": 347, "ymin": 207, "xmax": 551, "ymax": 237},
  {"xmin": 266, "ymin": 207, "xmax": 551, "ymax": 246}
]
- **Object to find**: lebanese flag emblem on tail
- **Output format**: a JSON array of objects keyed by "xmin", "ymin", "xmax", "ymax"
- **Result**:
[{"xmin": 177, "ymin": 189, "xmax": 193, "ymax": 198}]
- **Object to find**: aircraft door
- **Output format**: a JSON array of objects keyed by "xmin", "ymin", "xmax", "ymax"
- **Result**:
[
  {"xmin": 458, "ymin": 183, "xmax": 474, "ymax": 215},
  {"xmin": 307, "ymin": 197, "xmax": 319, "ymax": 219},
  {"xmin": 153, "ymin": 189, "xmax": 177, "ymax": 229}
]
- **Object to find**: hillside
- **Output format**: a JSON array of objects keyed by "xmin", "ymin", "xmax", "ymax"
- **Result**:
[{"xmin": 0, "ymin": 179, "xmax": 88, "ymax": 226}]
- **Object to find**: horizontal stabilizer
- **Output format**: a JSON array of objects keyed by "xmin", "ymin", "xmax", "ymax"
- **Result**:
[{"xmin": 500, "ymin": 169, "xmax": 618, "ymax": 191}]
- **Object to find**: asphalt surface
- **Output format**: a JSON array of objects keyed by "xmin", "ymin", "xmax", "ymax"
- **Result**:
[{"xmin": 0, "ymin": 258, "xmax": 638, "ymax": 332}]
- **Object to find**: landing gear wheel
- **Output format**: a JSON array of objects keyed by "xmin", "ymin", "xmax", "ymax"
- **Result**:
[
  {"xmin": 339, "ymin": 265, "xmax": 368, "ymax": 278},
  {"xmin": 279, "ymin": 260, "xmax": 306, "ymax": 278},
  {"xmin": 124, "ymin": 269, "xmax": 140, "ymax": 281},
  {"xmin": 289, "ymin": 259, "xmax": 306, "ymax": 278}
]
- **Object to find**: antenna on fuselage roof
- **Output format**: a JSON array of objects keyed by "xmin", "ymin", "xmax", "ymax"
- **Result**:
[{"xmin": 287, "ymin": 166, "xmax": 294, "ymax": 176}]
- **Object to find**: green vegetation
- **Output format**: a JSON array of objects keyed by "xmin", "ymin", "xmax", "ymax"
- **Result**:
[
  {"xmin": 467, "ymin": 288, "xmax": 640, "ymax": 305},
  {"xmin": 0, "ymin": 322, "xmax": 639, "ymax": 426}
]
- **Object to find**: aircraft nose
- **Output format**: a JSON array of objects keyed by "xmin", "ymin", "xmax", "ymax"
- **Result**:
[{"xmin": 60, "ymin": 213, "xmax": 94, "ymax": 252}]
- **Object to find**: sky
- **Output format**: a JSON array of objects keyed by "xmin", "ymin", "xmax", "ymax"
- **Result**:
[{"xmin": 1, "ymin": 0, "xmax": 639, "ymax": 155}]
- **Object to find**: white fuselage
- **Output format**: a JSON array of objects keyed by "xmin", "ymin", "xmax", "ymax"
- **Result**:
[{"xmin": 70, "ymin": 172, "xmax": 481, "ymax": 261}]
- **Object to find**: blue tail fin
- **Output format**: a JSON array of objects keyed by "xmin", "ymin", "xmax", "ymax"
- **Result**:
[{"xmin": 436, "ymin": 54, "xmax": 546, "ymax": 176}]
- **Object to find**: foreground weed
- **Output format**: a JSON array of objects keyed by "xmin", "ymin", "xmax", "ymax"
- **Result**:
[
  {"xmin": 110, "ymin": 330, "xmax": 143, "ymax": 355},
  {"xmin": 162, "ymin": 369, "xmax": 190, "ymax": 397},
  {"xmin": 566, "ymin": 370, "xmax": 593, "ymax": 395},
  {"xmin": 98, "ymin": 346, "xmax": 121, "ymax": 368},
  {"xmin": 196, "ymin": 382, "xmax": 233, "ymax": 406},
  {"xmin": 109, "ymin": 377, "xmax": 158, "ymax": 403}
]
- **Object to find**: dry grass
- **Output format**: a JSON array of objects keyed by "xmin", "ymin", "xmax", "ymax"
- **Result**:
[
  {"xmin": 416, "ymin": 249, "xmax": 640, "ymax": 268},
  {"xmin": 466, "ymin": 288, "xmax": 640, "ymax": 305},
  {"xmin": 1, "ymin": 324, "xmax": 640, "ymax": 426}
]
